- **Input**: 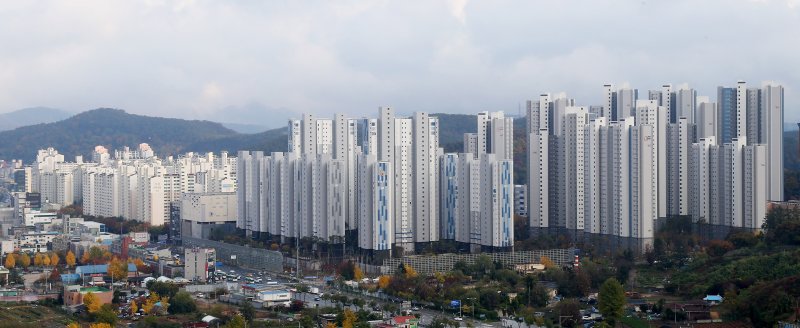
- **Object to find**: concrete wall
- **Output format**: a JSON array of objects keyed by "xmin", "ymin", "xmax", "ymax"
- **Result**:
[{"xmin": 182, "ymin": 237, "xmax": 283, "ymax": 272}]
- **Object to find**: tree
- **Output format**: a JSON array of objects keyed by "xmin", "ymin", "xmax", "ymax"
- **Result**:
[
  {"xmin": 4, "ymin": 253, "xmax": 14, "ymax": 269},
  {"xmin": 95, "ymin": 304, "xmax": 118, "ymax": 325},
  {"xmin": 598, "ymin": 278, "xmax": 625, "ymax": 326},
  {"xmin": 67, "ymin": 323, "xmax": 80, "ymax": 328},
  {"xmin": 89, "ymin": 324, "xmax": 113, "ymax": 328},
  {"xmin": 401, "ymin": 264, "xmax": 418, "ymax": 278},
  {"xmin": 133, "ymin": 258, "xmax": 147, "ymax": 272},
  {"xmin": 80, "ymin": 251, "xmax": 90, "ymax": 264},
  {"xmin": 33, "ymin": 253, "xmax": 43, "ymax": 266},
  {"xmin": 377, "ymin": 275, "xmax": 391, "ymax": 289},
  {"xmin": 18, "ymin": 253, "xmax": 30, "ymax": 268},
  {"xmin": 142, "ymin": 292, "xmax": 159, "ymax": 314},
  {"xmin": 108, "ymin": 257, "xmax": 128, "ymax": 281},
  {"xmin": 42, "ymin": 253, "xmax": 51, "ymax": 266},
  {"xmin": 50, "ymin": 253, "xmax": 60, "ymax": 267},
  {"xmin": 353, "ymin": 265, "xmax": 364, "ymax": 281},
  {"xmin": 148, "ymin": 281, "xmax": 179, "ymax": 298},
  {"xmin": 540, "ymin": 256, "xmax": 555, "ymax": 269},
  {"xmin": 240, "ymin": 301, "xmax": 255, "ymax": 323},
  {"xmin": 65, "ymin": 250, "xmax": 76, "ymax": 267},
  {"xmin": 342, "ymin": 308, "xmax": 357, "ymax": 328},
  {"xmin": 83, "ymin": 291, "xmax": 102, "ymax": 313},
  {"xmin": 224, "ymin": 314, "xmax": 247, "ymax": 328},
  {"xmin": 554, "ymin": 299, "xmax": 581, "ymax": 327},
  {"xmin": 429, "ymin": 316, "xmax": 458, "ymax": 328},
  {"xmin": 169, "ymin": 291, "xmax": 196, "ymax": 314},
  {"xmin": 706, "ymin": 240, "xmax": 734, "ymax": 257},
  {"xmin": 130, "ymin": 300, "xmax": 138, "ymax": 315},
  {"xmin": 159, "ymin": 295, "xmax": 171, "ymax": 315}
]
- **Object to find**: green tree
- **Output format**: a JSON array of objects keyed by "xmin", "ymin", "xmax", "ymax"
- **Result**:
[
  {"xmin": 147, "ymin": 281, "xmax": 179, "ymax": 298},
  {"xmin": 168, "ymin": 291, "xmax": 197, "ymax": 314},
  {"xmin": 240, "ymin": 301, "xmax": 255, "ymax": 323},
  {"xmin": 223, "ymin": 314, "xmax": 247, "ymax": 328},
  {"xmin": 598, "ymin": 278, "xmax": 625, "ymax": 326},
  {"xmin": 95, "ymin": 304, "xmax": 118, "ymax": 326}
]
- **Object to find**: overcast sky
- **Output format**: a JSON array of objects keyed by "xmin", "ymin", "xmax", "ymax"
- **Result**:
[{"xmin": 0, "ymin": 0, "xmax": 797, "ymax": 128}]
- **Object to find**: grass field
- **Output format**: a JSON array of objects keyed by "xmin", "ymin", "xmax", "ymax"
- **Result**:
[
  {"xmin": 620, "ymin": 315, "xmax": 651, "ymax": 328},
  {"xmin": 0, "ymin": 304, "xmax": 73, "ymax": 328}
]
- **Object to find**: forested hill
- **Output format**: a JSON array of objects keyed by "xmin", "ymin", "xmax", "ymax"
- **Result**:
[{"xmin": 0, "ymin": 108, "xmax": 241, "ymax": 162}]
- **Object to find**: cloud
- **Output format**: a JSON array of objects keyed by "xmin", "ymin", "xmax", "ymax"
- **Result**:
[{"xmin": 0, "ymin": 0, "xmax": 797, "ymax": 123}]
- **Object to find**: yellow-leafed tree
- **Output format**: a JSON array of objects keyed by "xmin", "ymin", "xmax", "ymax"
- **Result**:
[
  {"xmin": 80, "ymin": 251, "xmax": 90, "ymax": 265},
  {"xmin": 33, "ymin": 253, "xmax": 43, "ymax": 266},
  {"xmin": 43, "ymin": 253, "xmax": 51, "ymax": 266},
  {"xmin": 342, "ymin": 308, "xmax": 357, "ymax": 328},
  {"xmin": 66, "ymin": 323, "xmax": 80, "ymax": 328},
  {"xmin": 159, "ymin": 295, "xmax": 170, "ymax": 315},
  {"xmin": 89, "ymin": 323, "xmax": 112, "ymax": 328},
  {"xmin": 83, "ymin": 291, "xmax": 102, "ymax": 313},
  {"xmin": 402, "ymin": 264, "xmax": 418, "ymax": 279},
  {"xmin": 130, "ymin": 300, "xmax": 138, "ymax": 315},
  {"xmin": 50, "ymin": 253, "xmax": 60, "ymax": 267},
  {"xmin": 18, "ymin": 253, "xmax": 30, "ymax": 268},
  {"xmin": 108, "ymin": 257, "xmax": 128, "ymax": 281},
  {"xmin": 4, "ymin": 254, "xmax": 14, "ymax": 269},
  {"xmin": 353, "ymin": 265, "xmax": 364, "ymax": 281},
  {"xmin": 540, "ymin": 256, "xmax": 555, "ymax": 269},
  {"xmin": 66, "ymin": 250, "xmax": 76, "ymax": 267},
  {"xmin": 143, "ymin": 292, "xmax": 160, "ymax": 314},
  {"xmin": 377, "ymin": 275, "xmax": 391, "ymax": 289}
]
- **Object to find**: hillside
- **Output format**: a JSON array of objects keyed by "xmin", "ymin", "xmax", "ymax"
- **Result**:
[
  {"xmin": 0, "ymin": 107, "xmax": 73, "ymax": 131},
  {"xmin": 0, "ymin": 108, "xmax": 240, "ymax": 162}
]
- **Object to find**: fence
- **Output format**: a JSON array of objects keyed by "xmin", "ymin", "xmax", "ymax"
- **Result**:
[
  {"xmin": 376, "ymin": 248, "xmax": 576, "ymax": 276},
  {"xmin": 182, "ymin": 237, "xmax": 284, "ymax": 272}
]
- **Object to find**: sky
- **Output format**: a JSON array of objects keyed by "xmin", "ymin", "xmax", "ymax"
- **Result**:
[{"xmin": 0, "ymin": 0, "xmax": 798, "ymax": 129}]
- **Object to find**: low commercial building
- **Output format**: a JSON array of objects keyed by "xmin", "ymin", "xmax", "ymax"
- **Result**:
[
  {"xmin": 184, "ymin": 247, "xmax": 216, "ymax": 282},
  {"xmin": 15, "ymin": 231, "xmax": 59, "ymax": 253},
  {"xmin": 240, "ymin": 284, "xmax": 292, "ymax": 306},
  {"xmin": 63, "ymin": 285, "xmax": 113, "ymax": 308}
]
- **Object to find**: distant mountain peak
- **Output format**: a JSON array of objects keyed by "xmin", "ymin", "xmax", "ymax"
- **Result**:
[{"xmin": 0, "ymin": 107, "xmax": 73, "ymax": 131}]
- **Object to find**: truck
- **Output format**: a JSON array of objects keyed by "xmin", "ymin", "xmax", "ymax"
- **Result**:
[{"xmin": 310, "ymin": 287, "xmax": 320, "ymax": 295}]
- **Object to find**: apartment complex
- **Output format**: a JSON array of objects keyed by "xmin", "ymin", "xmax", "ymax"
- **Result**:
[
  {"xmin": 237, "ymin": 109, "xmax": 515, "ymax": 255},
  {"xmin": 28, "ymin": 144, "xmax": 236, "ymax": 226},
  {"xmin": 528, "ymin": 81, "xmax": 784, "ymax": 248}
]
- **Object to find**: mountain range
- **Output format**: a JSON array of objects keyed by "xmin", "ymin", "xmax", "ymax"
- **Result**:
[
  {"xmin": 0, "ymin": 107, "xmax": 74, "ymax": 131},
  {"xmin": 0, "ymin": 107, "xmax": 484, "ymax": 165}
]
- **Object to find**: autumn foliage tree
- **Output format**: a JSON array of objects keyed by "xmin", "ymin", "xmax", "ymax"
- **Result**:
[
  {"xmin": 66, "ymin": 250, "xmax": 76, "ymax": 267},
  {"xmin": 34, "ymin": 253, "xmax": 43, "ymax": 266},
  {"xmin": 353, "ymin": 265, "xmax": 364, "ymax": 281},
  {"xmin": 540, "ymin": 256, "xmax": 555, "ymax": 269},
  {"xmin": 342, "ymin": 308, "xmax": 357, "ymax": 328},
  {"xmin": 50, "ymin": 253, "xmax": 60, "ymax": 267},
  {"xmin": 377, "ymin": 275, "xmax": 391, "ymax": 289},
  {"xmin": 18, "ymin": 253, "xmax": 30, "ymax": 268},
  {"xmin": 83, "ymin": 291, "xmax": 102, "ymax": 313},
  {"xmin": 109, "ymin": 257, "xmax": 128, "ymax": 281},
  {"xmin": 89, "ymin": 323, "xmax": 112, "ymax": 328},
  {"xmin": 4, "ymin": 254, "xmax": 14, "ymax": 269}
]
